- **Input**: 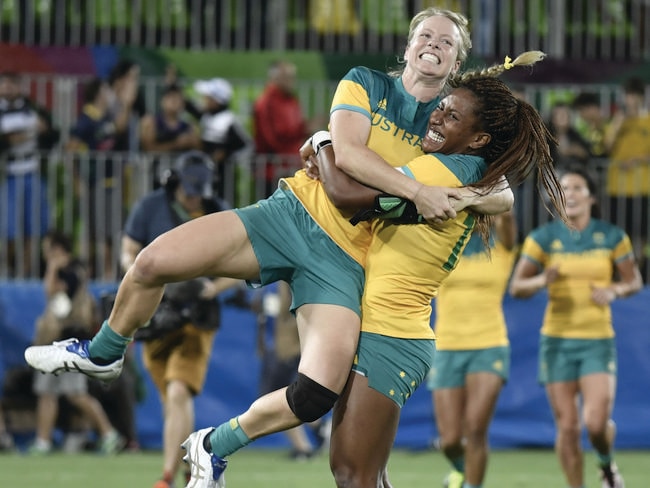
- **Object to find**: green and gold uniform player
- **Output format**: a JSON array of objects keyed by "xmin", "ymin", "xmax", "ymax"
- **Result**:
[
  {"xmin": 428, "ymin": 211, "xmax": 517, "ymax": 488},
  {"xmin": 510, "ymin": 167, "xmax": 643, "ymax": 488}
]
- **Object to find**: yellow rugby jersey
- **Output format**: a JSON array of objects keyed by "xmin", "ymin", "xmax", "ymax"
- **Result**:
[
  {"xmin": 283, "ymin": 66, "xmax": 441, "ymax": 266},
  {"xmin": 520, "ymin": 218, "xmax": 634, "ymax": 339},
  {"xmin": 361, "ymin": 153, "xmax": 487, "ymax": 339},
  {"xmin": 434, "ymin": 232, "xmax": 515, "ymax": 350},
  {"xmin": 606, "ymin": 114, "xmax": 650, "ymax": 196}
]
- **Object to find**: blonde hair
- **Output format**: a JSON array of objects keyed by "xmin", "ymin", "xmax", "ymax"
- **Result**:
[
  {"xmin": 389, "ymin": 7, "xmax": 472, "ymax": 78},
  {"xmin": 451, "ymin": 51, "xmax": 546, "ymax": 85}
]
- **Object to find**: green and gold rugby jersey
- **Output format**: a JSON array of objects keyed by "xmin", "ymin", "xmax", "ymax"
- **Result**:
[
  {"xmin": 361, "ymin": 153, "xmax": 486, "ymax": 339},
  {"xmin": 282, "ymin": 67, "xmax": 441, "ymax": 267},
  {"xmin": 521, "ymin": 218, "xmax": 634, "ymax": 339},
  {"xmin": 435, "ymin": 231, "xmax": 516, "ymax": 350}
]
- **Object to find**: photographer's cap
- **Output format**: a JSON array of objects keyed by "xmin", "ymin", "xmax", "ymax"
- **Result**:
[{"xmin": 175, "ymin": 151, "xmax": 214, "ymax": 198}]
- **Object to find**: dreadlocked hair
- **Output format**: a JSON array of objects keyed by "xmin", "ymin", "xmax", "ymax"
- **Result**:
[{"xmin": 454, "ymin": 74, "xmax": 567, "ymax": 248}]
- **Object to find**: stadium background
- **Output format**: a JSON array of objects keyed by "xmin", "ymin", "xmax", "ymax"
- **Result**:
[{"xmin": 1, "ymin": 0, "xmax": 649, "ymax": 452}]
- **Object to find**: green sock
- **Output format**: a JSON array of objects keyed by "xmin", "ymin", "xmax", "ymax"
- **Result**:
[
  {"xmin": 597, "ymin": 452, "xmax": 612, "ymax": 467},
  {"xmin": 209, "ymin": 417, "xmax": 252, "ymax": 458},
  {"xmin": 88, "ymin": 321, "xmax": 132, "ymax": 362},
  {"xmin": 450, "ymin": 456, "xmax": 465, "ymax": 473},
  {"xmin": 464, "ymin": 484, "xmax": 481, "ymax": 488}
]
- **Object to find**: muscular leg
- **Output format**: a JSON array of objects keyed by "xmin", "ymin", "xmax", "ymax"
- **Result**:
[
  {"xmin": 238, "ymin": 304, "xmax": 359, "ymax": 438},
  {"xmin": 108, "ymin": 211, "xmax": 260, "ymax": 337},
  {"xmin": 463, "ymin": 372, "xmax": 503, "ymax": 486},
  {"xmin": 433, "ymin": 386, "xmax": 466, "ymax": 473},
  {"xmin": 330, "ymin": 372, "xmax": 401, "ymax": 488},
  {"xmin": 211, "ymin": 304, "xmax": 360, "ymax": 457},
  {"xmin": 581, "ymin": 373, "xmax": 616, "ymax": 459},
  {"xmin": 161, "ymin": 380, "xmax": 194, "ymax": 482},
  {"xmin": 546, "ymin": 381, "xmax": 583, "ymax": 488}
]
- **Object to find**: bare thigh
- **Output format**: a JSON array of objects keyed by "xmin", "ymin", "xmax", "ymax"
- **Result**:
[
  {"xmin": 135, "ymin": 210, "xmax": 260, "ymax": 283},
  {"xmin": 434, "ymin": 387, "xmax": 465, "ymax": 444},
  {"xmin": 295, "ymin": 303, "xmax": 360, "ymax": 393},
  {"xmin": 330, "ymin": 372, "xmax": 401, "ymax": 484},
  {"xmin": 580, "ymin": 373, "xmax": 615, "ymax": 430},
  {"xmin": 546, "ymin": 381, "xmax": 581, "ymax": 428},
  {"xmin": 464, "ymin": 372, "xmax": 503, "ymax": 433}
]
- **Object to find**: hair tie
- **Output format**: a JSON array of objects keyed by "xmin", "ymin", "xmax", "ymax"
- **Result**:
[{"xmin": 504, "ymin": 55, "xmax": 514, "ymax": 70}]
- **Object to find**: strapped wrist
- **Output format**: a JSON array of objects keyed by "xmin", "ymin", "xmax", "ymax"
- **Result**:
[{"xmin": 312, "ymin": 130, "xmax": 332, "ymax": 155}]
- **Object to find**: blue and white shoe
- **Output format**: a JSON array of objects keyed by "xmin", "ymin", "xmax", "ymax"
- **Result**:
[
  {"xmin": 182, "ymin": 428, "xmax": 227, "ymax": 488},
  {"xmin": 24, "ymin": 338, "xmax": 123, "ymax": 381}
]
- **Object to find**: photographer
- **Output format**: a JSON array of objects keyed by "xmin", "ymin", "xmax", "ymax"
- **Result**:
[
  {"xmin": 30, "ymin": 230, "xmax": 122, "ymax": 454},
  {"xmin": 120, "ymin": 151, "xmax": 241, "ymax": 488}
]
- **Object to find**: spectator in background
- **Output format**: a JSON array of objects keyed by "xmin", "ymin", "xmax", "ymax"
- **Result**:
[
  {"xmin": 140, "ymin": 84, "xmax": 200, "ymax": 186},
  {"xmin": 29, "ymin": 230, "xmax": 123, "ymax": 455},
  {"xmin": 194, "ymin": 78, "xmax": 253, "ymax": 200},
  {"xmin": 603, "ymin": 76, "xmax": 650, "ymax": 275},
  {"xmin": 0, "ymin": 71, "xmax": 51, "ymax": 278},
  {"xmin": 106, "ymin": 59, "xmax": 147, "ymax": 153},
  {"xmin": 428, "ymin": 211, "xmax": 517, "ymax": 488},
  {"xmin": 68, "ymin": 78, "xmax": 117, "ymax": 154},
  {"xmin": 252, "ymin": 281, "xmax": 329, "ymax": 461},
  {"xmin": 140, "ymin": 84, "xmax": 198, "ymax": 155},
  {"xmin": 253, "ymin": 60, "xmax": 323, "ymax": 196},
  {"xmin": 546, "ymin": 101, "xmax": 591, "ymax": 170},
  {"xmin": 119, "ymin": 151, "xmax": 240, "ymax": 488},
  {"xmin": 572, "ymin": 92, "xmax": 610, "ymax": 160},
  {"xmin": 510, "ymin": 167, "xmax": 643, "ymax": 488},
  {"xmin": 67, "ymin": 77, "xmax": 120, "ymax": 280}
]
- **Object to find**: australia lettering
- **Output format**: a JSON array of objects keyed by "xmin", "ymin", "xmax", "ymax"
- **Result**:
[{"xmin": 371, "ymin": 113, "xmax": 422, "ymax": 147}]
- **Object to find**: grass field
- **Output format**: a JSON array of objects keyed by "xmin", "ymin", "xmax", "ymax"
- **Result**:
[{"xmin": 0, "ymin": 448, "xmax": 647, "ymax": 487}]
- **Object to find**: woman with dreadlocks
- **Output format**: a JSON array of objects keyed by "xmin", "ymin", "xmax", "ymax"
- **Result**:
[{"xmin": 304, "ymin": 54, "xmax": 567, "ymax": 488}]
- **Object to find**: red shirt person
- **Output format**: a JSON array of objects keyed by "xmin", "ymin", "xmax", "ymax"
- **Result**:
[{"xmin": 253, "ymin": 60, "xmax": 314, "ymax": 196}]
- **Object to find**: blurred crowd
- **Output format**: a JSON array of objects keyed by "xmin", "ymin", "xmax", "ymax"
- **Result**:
[
  {"xmin": 0, "ymin": 58, "xmax": 326, "ymax": 280},
  {"xmin": 2, "ymin": 61, "xmax": 650, "ymax": 282}
]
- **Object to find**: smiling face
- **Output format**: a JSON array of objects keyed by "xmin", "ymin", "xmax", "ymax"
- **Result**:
[
  {"xmin": 421, "ymin": 87, "xmax": 490, "ymax": 155},
  {"xmin": 404, "ymin": 15, "xmax": 462, "ymax": 80},
  {"xmin": 560, "ymin": 172, "xmax": 595, "ymax": 220}
]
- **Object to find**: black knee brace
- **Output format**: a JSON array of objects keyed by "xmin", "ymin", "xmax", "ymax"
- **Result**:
[{"xmin": 286, "ymin": 372, "xmax": 339, "ymax": 423}]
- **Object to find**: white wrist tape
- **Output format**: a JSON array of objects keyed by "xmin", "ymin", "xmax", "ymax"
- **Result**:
[{"xmin": 311, "ymin": 130, "xmax": 332, "ymax": 155}]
